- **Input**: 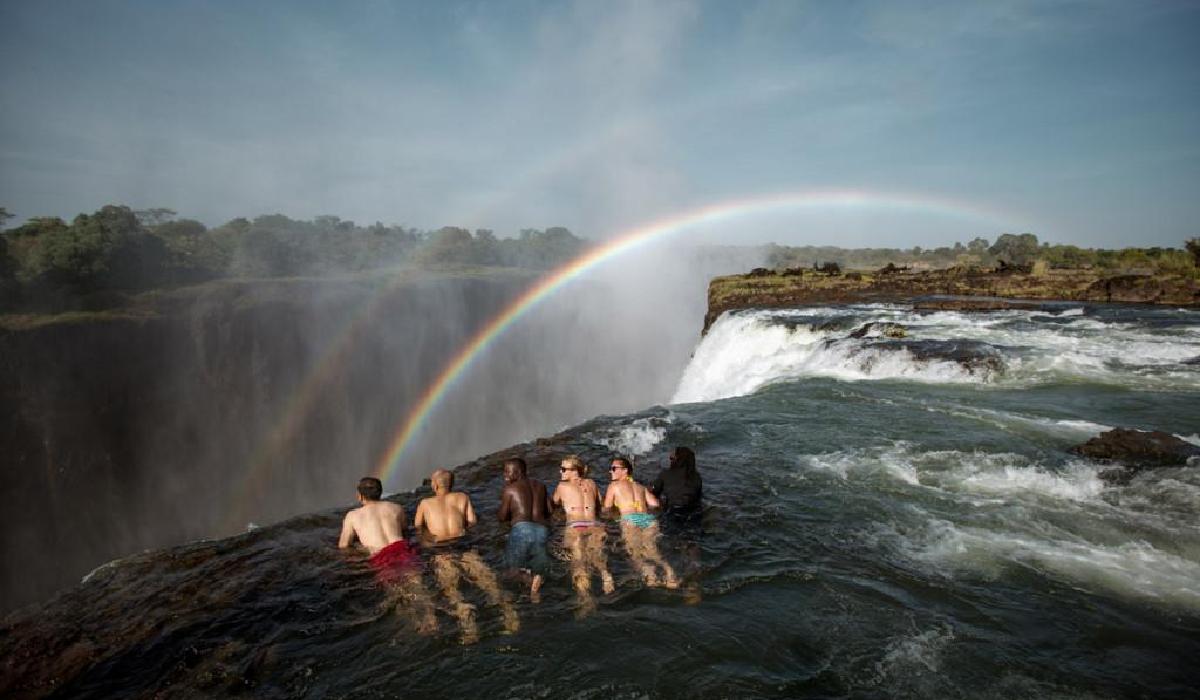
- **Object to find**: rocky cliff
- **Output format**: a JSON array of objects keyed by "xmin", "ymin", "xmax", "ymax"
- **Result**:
[{"xmin": 704, "ymin": 267, "xmax": 1200, "ymax": 333}]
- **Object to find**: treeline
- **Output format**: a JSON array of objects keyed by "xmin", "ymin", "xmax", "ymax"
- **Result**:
[
  {"xmin": 0, "ymin": 205, "xmax": 587, "ymax": 308},
  {"xmin": 766, "ymin": 233, "xmax": 1200, "ymax": 276}
]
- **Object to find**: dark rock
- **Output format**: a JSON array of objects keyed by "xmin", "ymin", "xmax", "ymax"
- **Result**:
[
  {"xmin": 747, "ymin": 267, "xmax": 775, "ymax": 277},
  {"xmin": 877, "ymin": 262, "xmax": 910, "ymax": 275},
  {"xmin": 848, "ymin": 321, "xmax": 908, "ymax": 339},
  {"xmin": 1181, "ymin": 355, "xmax": 1200, "ymax": 366},
  {"xmin": 913, "ymin": 298, "xmax": 1043, "ymax": 312},
  {"xmin": 1071, "ymin": 429, "xmax": 1200, "ymax": 481},
  {"xmin": 892, "ymin": 339, "xmax": 1003, "ymax": 375}
]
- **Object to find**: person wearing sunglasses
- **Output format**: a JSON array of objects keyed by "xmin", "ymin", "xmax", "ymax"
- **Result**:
[
  {"xmin": 603, "ymin": 457, "xmax": 679, "ymax": 589},
  {"xmin": 552, "ymin": 455, "xmax": 615, "ymax": 611}
]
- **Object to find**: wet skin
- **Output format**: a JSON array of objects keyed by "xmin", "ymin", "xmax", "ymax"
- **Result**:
[{"xmin": 498, "ymin": 465, "xmax": 552, "ymax": 526}]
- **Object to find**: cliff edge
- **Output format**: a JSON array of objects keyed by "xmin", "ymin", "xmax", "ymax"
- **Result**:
[{"xmin": 704, "ymin": 266, "xmax": 1200, "ymax": 333}]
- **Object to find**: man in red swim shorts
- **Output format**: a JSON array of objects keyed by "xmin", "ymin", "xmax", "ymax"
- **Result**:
[{"xmin": 338, "ymin": 477, "xmax": 434, "ymax": 631}]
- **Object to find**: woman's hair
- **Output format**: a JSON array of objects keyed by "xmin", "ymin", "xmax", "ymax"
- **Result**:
[
  {"xmin": 612, "ymin": 456, "xmax": 633, "ymax": 475},
  {"xmin": 561, "ymin": 454, "xmax": 588, "ymax": 477},
  {"xmin": 669, "ymin": 446, "xmax": 699, "ymax": 482}
]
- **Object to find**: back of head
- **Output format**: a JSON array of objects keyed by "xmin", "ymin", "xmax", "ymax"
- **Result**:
[
  {"xmin": 431, "ymin": 469, "xmax": 454, "ymax": 492},
  {"xmin": 670, "ymin": 446, "xmax": 699, "ymax": 481},
  {"xmin": 357, "ymin": 477, "xmax": 383, "ymax": 501},
  {"xmin": 504, "ymin": 457, "xmax": 527, "ymax": 476}
]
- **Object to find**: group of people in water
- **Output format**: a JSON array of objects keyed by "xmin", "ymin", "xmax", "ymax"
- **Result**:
[{"xmin": 337, "ymin": 447, "xmax": 703, "ymax": 642}]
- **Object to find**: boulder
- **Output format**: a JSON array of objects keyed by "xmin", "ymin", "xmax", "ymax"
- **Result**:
[
  {"xmin": 849, "ymin": 321, "xmax": 907, "ymax": 339},
  {"xmin": 1072, "ymin": 428, "xmax": 1199, "ymax": 483}
]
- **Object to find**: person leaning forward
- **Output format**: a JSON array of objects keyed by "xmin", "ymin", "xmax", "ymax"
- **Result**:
[
  {"xmin": 497, "ymin": 457, "xmax": 553, "ymax": 601},
  {"xmin": 415, "ymin": 469, "xmax": 518, "ymax": 642}
]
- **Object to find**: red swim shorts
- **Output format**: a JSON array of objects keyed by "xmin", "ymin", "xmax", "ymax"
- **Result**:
[{"xmin": 369, "ymin": 540, "xmax": 420, "ymax": 584}]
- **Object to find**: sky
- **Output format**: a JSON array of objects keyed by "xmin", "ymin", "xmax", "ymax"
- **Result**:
[{"xmin": 1, "ymin": 0, "xmax": 1197, "ymax": 248}]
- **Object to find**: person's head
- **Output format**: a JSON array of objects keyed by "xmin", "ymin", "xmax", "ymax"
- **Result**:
[
  {"xmin": 357, "ymin": 477, "xmax": 383, "ymax": 502},
  {"xmin": 610, "ymin": 457, "xmax": 632, "ymax": 480},
  {"xmin": 503, "ymin": 457, "xmax": 527, "ymax": 483},
  {"xmin": 669, "ymin": 446, "xmax": 698, "ymax": 479},
  {"xmin": 560, "ymin": 455, "xmax": 586, "ymax": 482},
  {"xmin": 431, "ymin": 469, "xmax": 454, "ymax": 494}
]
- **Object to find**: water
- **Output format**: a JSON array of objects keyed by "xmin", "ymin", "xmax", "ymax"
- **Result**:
[{"xmin": 3, "ymin": 303, "xmax": 1199, "ymax": 698}]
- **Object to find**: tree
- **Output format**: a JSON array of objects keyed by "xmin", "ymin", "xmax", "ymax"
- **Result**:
[
  {"xmin": 1187, "ymin": 238, "xmax": 1200, "ymax": 267},
  {"xmin": 0, "ymin": 207, "xmax": 13, "ymax": 230},
  {"xmin": 134, "ymin": 207, "xmax": 177, "ymax": 226},
  {"xmin": 988, "ymin": 233, "xmax": 1040, "ymax": 266}
]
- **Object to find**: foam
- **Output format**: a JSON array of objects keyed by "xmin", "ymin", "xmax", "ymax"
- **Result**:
[
  {"xmin": 905, "ymin": 520, "xmax": 1200, "ymax": 610},
  {"xmin": 585, "ymin": 416, "xmax": 670, "ymax": 456}
]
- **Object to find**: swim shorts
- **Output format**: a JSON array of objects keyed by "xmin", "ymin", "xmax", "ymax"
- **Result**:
[
  {"xmin": 505, "ymin": 521, "xmax": 550, "ymax": 576},
  {"xmin": 621, "ymin": 512, "xmax": 657, "ymax": 529},
  {"xmin": 369, "ymin": 539, "xmax": 420, "ymax": 584}
]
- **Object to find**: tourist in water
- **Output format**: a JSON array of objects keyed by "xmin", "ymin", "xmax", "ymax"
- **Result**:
[
  {"xmin": 603, "ymin": 457, "xmax": 679, "ymax": 589},
  {"xmin": 651, "ymin": 446, "xmax": 703, "ymax": 520},
  {"xmin": 338, "ymin": 477, "xmax": 436, "ymax": 632},
  {"xmin": 414, "ymin": 469, "xmax": 518, "ymax": 642},
  {"xmin": 497, "ymin": 457, "xmax": 553, "ymax": 602},
  {"xmin": 553, "ymin": 455, "xmax": 615, "ymax": 613}
]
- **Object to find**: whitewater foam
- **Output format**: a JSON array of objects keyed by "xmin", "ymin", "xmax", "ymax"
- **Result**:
[
  {"xmin": 584, "ymin": 416, "xmax": 670, "ymax": 456},
  {"xmin": 673, "ymin": 306, "xmax": 1200, "ymax": 401}
]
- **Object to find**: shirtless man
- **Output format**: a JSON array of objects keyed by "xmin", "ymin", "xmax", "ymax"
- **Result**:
[
  {"xmin": 414, "ymin": 469, "xmax": 517, "ymax": 642},
  {"xmin": 603, "ymin": 457, "xmax": 679, "ymax": 588},
  {"xmin": 552, "ymin": 455, "xmax": 614, "ymax": 612},
  {"xmin": 497, "ymin": 457, "xmax": 553, "ymax": 601},
  {"xmin": 338, "ymin": 477, "xmax": 435, "ymax": 632}
]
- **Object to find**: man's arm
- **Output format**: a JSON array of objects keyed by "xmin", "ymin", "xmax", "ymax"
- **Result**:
[
  {"xmin": 464, "ymin": 495, "xmax": 477, "ymax": 528},
  {"xmin": 650, "ymin": 473, "xmax": 664, "ymax": 498},
  {"xmin": 644, "ymin": 485, "xmax": 661, "ymax": 511},
  {"xmin": 338, "ymin": 512, "xmax": 357, "ymax": 549},
  {"xmin": 396, "ymin": 504, "xmax": 408, "ymax": 537},
  {"xmin": 413, "ymin": 500, "xmax": 426, "ymax": 534}
]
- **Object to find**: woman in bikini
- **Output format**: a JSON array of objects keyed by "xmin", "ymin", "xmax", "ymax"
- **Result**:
[
  {"xmin": 603, "ymin": 457, "xmax": 679, "ymax": 588},
  {"xmin": 552, "ymin": 455, "xmax": 615, "ymax": 609}
]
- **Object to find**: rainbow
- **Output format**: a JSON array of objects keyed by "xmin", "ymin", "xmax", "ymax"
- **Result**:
[{"xmin": 372, "ymin": 188, "xmax": 1027, "ymax": 487}]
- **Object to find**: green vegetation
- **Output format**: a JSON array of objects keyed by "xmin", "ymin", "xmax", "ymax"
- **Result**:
[
  {"xmin": 0, "ymin": 204, "xmax": 587, "ymax": 311},
  {"xmin": 3, "ymin": 204, "xmax": 1196, "ymax": 314},
  {"xmin": 766, "ymin": 232, "xmax": 1198, "ymax": 277}
]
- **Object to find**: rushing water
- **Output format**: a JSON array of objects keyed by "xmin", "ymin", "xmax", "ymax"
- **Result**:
[{"xmin": 3, "ymin": 303, "xmax": 1199, "ymax": 699}]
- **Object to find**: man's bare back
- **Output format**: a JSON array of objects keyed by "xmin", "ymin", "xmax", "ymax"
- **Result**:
[
  {"xmin": 339, "ymin": 487, "xmax": 407, "ymax": 554},
  {"xmin": 415, "ymin": 469, "xmax": 477, "ymax": 542},
  {"xmin": 499, "ymin": 473, "xmax": 551, "ymax": 525}
]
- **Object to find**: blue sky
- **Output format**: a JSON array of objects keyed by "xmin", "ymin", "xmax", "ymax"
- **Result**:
[{"xmin": 1, "ymin": 0, "xmax": 1197, "ymax": 247}]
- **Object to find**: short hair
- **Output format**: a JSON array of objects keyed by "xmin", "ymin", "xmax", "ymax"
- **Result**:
[
  {"xmin": 504, "ymin": 457, "xmax": 527, "ymax": 475},
  {"xmin": 611, "ymin": 457, "xmax": 632, "ymax": 475},
  {"xmin": 431, "ymin": 469, "xmax": 454, "ymax": 491},
  {"xmin": 357, "ymin": 477, "xmax": 383, "ymax": 501},
  {"xmin": 561, "ymin": 455, "xmax": 588, "ymax": 476}
]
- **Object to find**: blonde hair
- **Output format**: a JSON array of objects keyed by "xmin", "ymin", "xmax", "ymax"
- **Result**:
[
  {"xmin": 560, "ymin": 455, "xmax": 588, "ymax": 477},
  {"xmin": 431, "ymin": 469, "xmax": 454, "ymax": 491}
]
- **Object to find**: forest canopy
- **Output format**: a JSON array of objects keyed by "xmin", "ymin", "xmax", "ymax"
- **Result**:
[{"xmin": 1, "ymin": 204, "xmax": 1197, "ymax": 311}]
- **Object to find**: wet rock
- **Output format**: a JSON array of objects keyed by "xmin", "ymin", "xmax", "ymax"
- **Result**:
[
  {"xmin": 896, "ymin": 339, "xmax": 1003, "ymax": 375},
  {"xmin": 1182, "ymin": 355, "xmax": 1200, "ymax": 366},
  {"xmin": 848, "ymin": 322, "xmax": 908, "ymax": 339},
  {"xmin": 913, "ymin": 299, "xmax": 1043, "ymax": 312},
  {"xmin": 1072, "ymin": 429, "xmax": 1200, "ymax": 483}
]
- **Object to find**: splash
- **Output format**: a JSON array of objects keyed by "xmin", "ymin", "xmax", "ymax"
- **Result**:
[{"xmin": 372, "ymin": 188, "xmax": 1028, "ymax": 487}]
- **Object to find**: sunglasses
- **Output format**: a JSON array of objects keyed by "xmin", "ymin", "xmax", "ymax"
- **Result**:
[{"xmin": 560, "ymin": 467, "xmax": 577, "ymax": 473}]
